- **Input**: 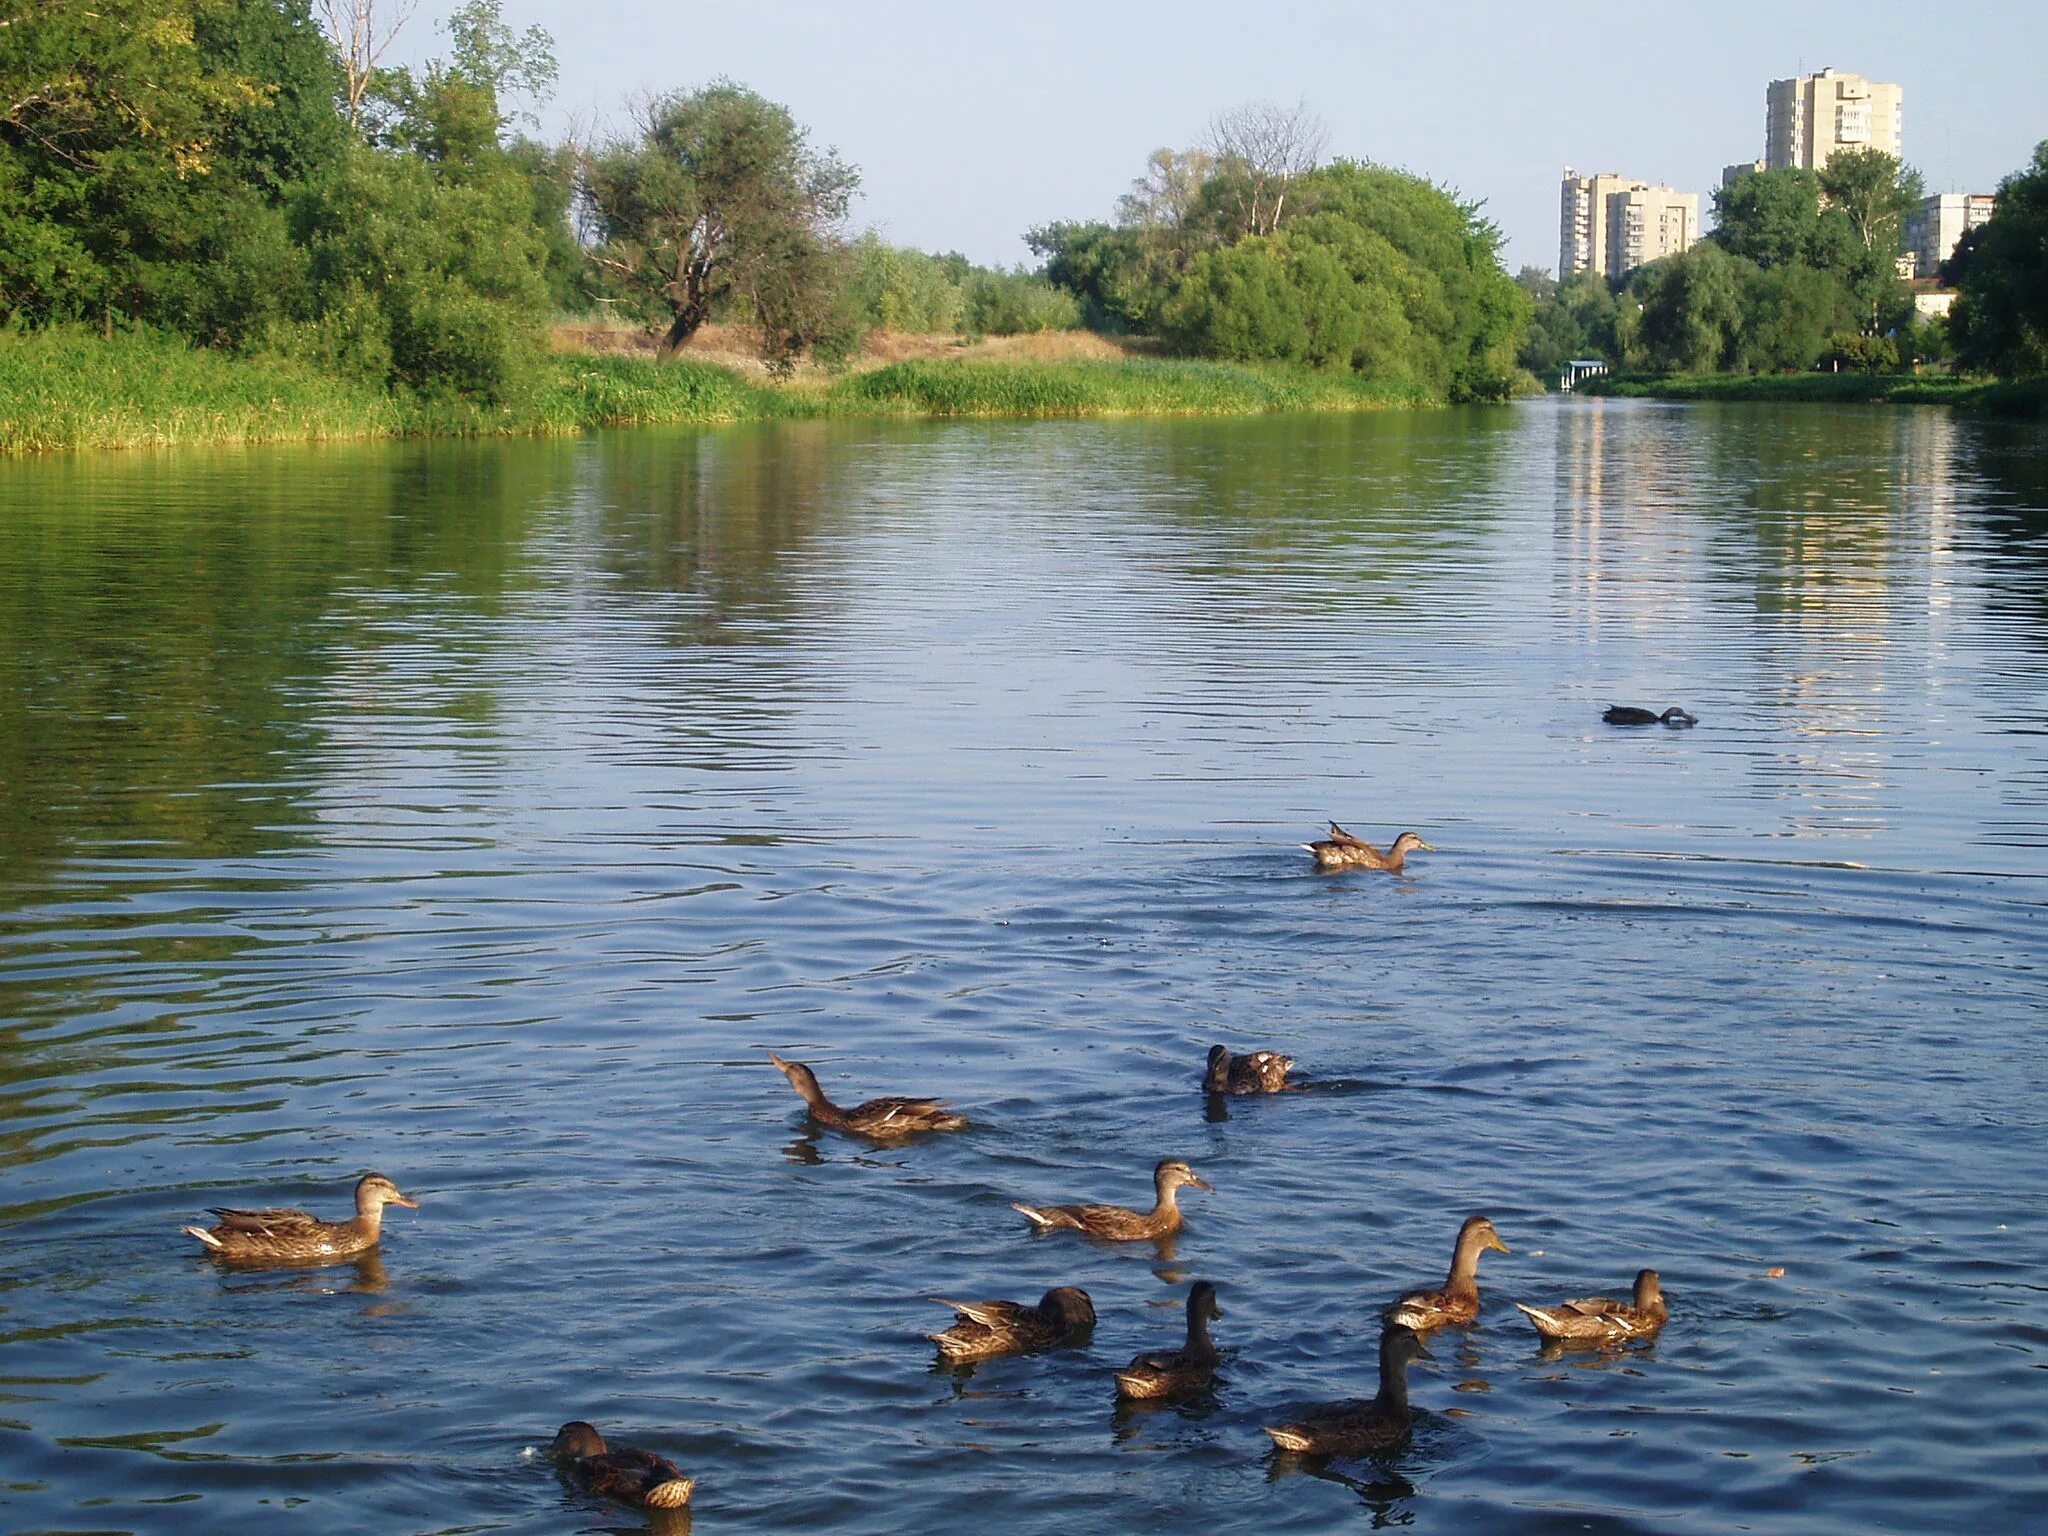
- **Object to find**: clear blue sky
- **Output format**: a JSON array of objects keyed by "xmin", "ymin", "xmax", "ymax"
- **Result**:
[{"xmin": 402, "ymin": 0, "xmax": 2047, "ymax": 274}]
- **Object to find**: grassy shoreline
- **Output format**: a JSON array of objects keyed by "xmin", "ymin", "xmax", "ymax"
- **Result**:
[
  {"xmin": 1579, "ymin": 370, "xmax": 2048, "ymax": 415},
  {"xmin": 1, "ymin": 328, "xmax": 1436, "ymax": 455}
]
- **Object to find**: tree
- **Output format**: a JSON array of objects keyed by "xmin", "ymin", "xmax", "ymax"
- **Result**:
[
  {"xmin": 1950, "ymin": 140, "xmax": 2048, "ymax": 379},
  {"xmin": 1819, "ymin": 148, "xmax": 1923, "ymax": 256},
  {"xmin": 1117, "ymin": 148, "xmax": 1216, "ymax": 229},
  {"xmin": 318, "ymin": 0, "xmax": 419, "ymax": 132},
  {"xmin": 580, "ymin": 81, "xmax": 859, "ymax": 357},
  {"xmin": 1205, "ymin": 98, "xmax": 1328, "ymax": 237}
]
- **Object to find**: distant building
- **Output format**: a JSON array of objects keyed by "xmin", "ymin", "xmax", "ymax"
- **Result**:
[
  {"xmin": 1765, "ymin": 68, "xmax": 1903, "ymax": 172},
  {"xmin": 1903, "ymin": 193, "xmax": 1996, "ymax": 280},
  {"xmin": 1560, "ymin": 170, "xmax": 1700, "ymax": 282},
  {"xmin": 1722, "ymin": 159, "xmax": 1766, "ymax": 190}
]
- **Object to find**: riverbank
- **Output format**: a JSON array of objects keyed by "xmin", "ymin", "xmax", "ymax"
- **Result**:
[
  {"xmin": 0, "ymin": 328, "xmax": 1433, "ymax": 454},
  {"xmin": 1579, "ymin": 370, "xmax": 2048, "ymax": 415}
]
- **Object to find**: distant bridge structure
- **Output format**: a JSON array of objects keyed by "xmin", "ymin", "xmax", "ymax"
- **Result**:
[{"xmin": 1560, "ymin": 359, "xmax": 1609, "ymax": 393}]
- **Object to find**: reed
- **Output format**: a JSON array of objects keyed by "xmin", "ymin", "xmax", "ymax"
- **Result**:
[
  {"xmin": 1579, "ymin": 371, "xmax": 2040, "ymax": 413},
  {"xmin": 823, "ymin": 359, "xmax": 1431, "ymax": 418}
]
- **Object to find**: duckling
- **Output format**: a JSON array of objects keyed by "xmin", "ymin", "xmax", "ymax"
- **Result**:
[
  {"xmin": 929, "ymin": 1286, "xmax": 1097, "ymax": 1362},
  {"xmin": 1265, "ymin": 1325, "xmax": 1431, "ymax": 1456},
  {"xmin": 547, "ymin": 1421, "xmax": 695, "ymax": 1511},
  {"xmin": 1514, "ymin": 1268, "xmax": 1667, "ymax": 1344},
  {"xmin": 1012, "ymin": 1158, "xmax": 1211, "ymax": 1241},
  {"xmin": 1304, "ymin": 823, "xmax": 1435, "ymax": 873},
  {"xmin": 1203, "ymin": 1044, "xmax": 1294, "ymax": 1095},
  {"xmin": 1114, "ymin": 1280, "xmax": 1223, "ymax": 1400},
  {"xmin": 1603, "ymin": 705, "xmax": 1697, "ymax": 727},
  {"xmin": 1384, "ymin": 1215, "xmax": 1511, "ymax": 1330},
  {"xmin": 769, "ymin": 1053, "xmax": 967, "ymax": 1139},
  {"xmin": 182, "ymin": 1173, "xmax": 418, "ymax": 1263}
]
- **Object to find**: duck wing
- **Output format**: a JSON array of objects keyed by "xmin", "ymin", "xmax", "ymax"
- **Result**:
[
  {"xmin": 933, "ymin": 1297, "xmax": 1035, "ymax": 1332},
  {"xmin": 1326, "ymin": 822, "xmax": 1370, "ymax": 848},
  {"xmin": 845, "ymin": 1096, "xmax": 963, "ymax": 1133},
  {"xmin": 207, "ymin": 1205, "xmax": 325, "ymax": 1239}
]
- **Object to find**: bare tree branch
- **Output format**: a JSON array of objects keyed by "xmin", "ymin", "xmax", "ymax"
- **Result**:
[
  {"xmin": 1204, "ymin": 97, "xmax": 1330, "ymax": 236},
  {"xmin": 316, "ymin": 0, "xmax": 419, "ymax": 131}
]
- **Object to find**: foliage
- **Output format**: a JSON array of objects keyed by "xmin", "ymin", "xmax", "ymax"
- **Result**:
[
  {"xmin": 580, "ymin": 81, "xmax": 859, "ymax": 358},
  {"xmin": 844, "ymin": 236, "xmax": 964, "ymax": 333},
  {"xmin": 961, "ymin": 267, "xmax": 1081, "ymax": 336},
  {"xmin": 828, "ymin": 358, "xmax": 1427, "ymax": 417},
  {"xmin": 1950, "ymin": 141, "xmax": 2048, "ymax": 379},
  {"xmin": 1516, "ymin": 267, "xmax": 1621, "ymax": 376}
]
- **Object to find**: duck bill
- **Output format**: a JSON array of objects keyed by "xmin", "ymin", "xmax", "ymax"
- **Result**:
[
  {"xmin": 393, "ymin": 1193, "xmax": 420, "ymax": 1209},
  {"xmin": 1488, "ymin": 1234, "xmax": 1510, "ymax": 1254},
  {"xmin": 1188, "ymin": 1175, "xmax": 1214, "ymax": 1191}
]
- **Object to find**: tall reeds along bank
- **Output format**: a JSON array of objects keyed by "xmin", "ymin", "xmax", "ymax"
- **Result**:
[
  {"xmin": 0, "ymin": 328, "xmax": 401, "ymax": 453},
  {"xmin": 826, "ymin": 359, "xmax": 1431, "ymax": 417}
]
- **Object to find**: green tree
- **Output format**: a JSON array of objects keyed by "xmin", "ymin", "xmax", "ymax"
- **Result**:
[
  {"xmin": 1630, "ymin": 244, "xmax": 1747, "ymax": 372},
  {"xmin": 580, "ymin": 81, "xmax": 859, "ymax": 357},
  {"xmin": 1949, "ymin": 141, "xmax": 2048, "ymax": 379}
]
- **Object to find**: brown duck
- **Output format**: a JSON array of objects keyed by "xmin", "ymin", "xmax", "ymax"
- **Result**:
[
  {"xmin": 928, "ymin": 1285, "xmax": 1096, "ymax": 1362},
  {"xmin": 1114, "ymin": 1280, "xmax": 1223, "ymax": 1401},
  {"xmin": 1011, "ymin": 1158, "xmax": 1211, "ymax": 1241},
  {"xmin": 770, "ymin": 1053, "xmax": 967, "ymax": 1139},
  {"xmin": 1265, "ymin": 1325, "xmax": 1431, "ymax": 1456},
  {"xmin": 1203, "ymin": 1044, "xmax": 1294, "ymax": 1095},
  {"xmin": 1304, "ymin": 823, "xmax": 1435, "ymax": 873},
  {"xmin": 182, "ymin": 1173, "xmax": 418, "ymax": 1262},
  {"xmin": 1515, "ymin": 1268, "xmax": 1667, "ymax": 1344},
  {"xmin": 547, "ymin": 1421, "xmax": 695, "ymax": 1511},
  {"xmin": 1384, "ymin": 1215, "xmax": 1511, "ymax": 1330}
]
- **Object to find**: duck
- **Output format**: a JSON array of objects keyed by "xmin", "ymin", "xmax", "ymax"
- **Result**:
[
  {"xmin": 1514, "ymin": 1268, "xmax": 1667, "ymax": 1344},
  {"xmin": 1114, "ymin": 1280, "xmax": 1223, "ymax": 1400},
  {"xmin": 547, "ymin": 1421, "xmax": 695, "ymax": 1511},
  {"xmin": 1012, "ymin": 1158, "xmax": 1211, "ymax": 1241},
  {"xmin": 182, "ymin": 1172, "xmax": 418, "ymax": 1262},
  {"xmin": 1384, "ymin": 1215, "xmax": 1511, "ymax": 1330},
  {"xmin": 1264, "ymin": 1325, "xmax": 1432, "ymax": 1456},
  {"xmin": 1603, "ymin": 705, "xmax": 1697, "ymax": 727},
  {"xmin": 1304, "ymin": 823, "xmax": 1435, "ymax": 873},
  {"xmin": 1203, "ymin": 1044, "xmax": 1294, "ymax": 1095},
  {"xmin": 928, "ymin": 1286, "xmax": 1097, "ymax": 1362},
  {"xmin": 769, "ymin": 1053, "xmax": 967, "ymax": 1139}
]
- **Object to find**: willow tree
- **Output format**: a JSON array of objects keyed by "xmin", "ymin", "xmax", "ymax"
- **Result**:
[{"xmin": 580, "ymin": 81, "xmax": 858, "ymax": 358}]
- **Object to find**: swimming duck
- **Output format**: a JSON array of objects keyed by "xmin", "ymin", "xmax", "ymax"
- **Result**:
[
  {"xmin": 1114, "ymin": 1280, "xmax": 1223, "ymax": 1401},
  {"xmin": 1603, "ymin": 705, "xmax": 1697, "ymax": 727},
  {"xmin": 1304, "ymin": 823, "xmax": 1435, "ymax": 873},
  {"xmin": 1203, "ymin": 1044, "xmax": 1294, "ymax": 1095},
  {"xmin": 182, "ymin": 1172, "xmax": 418, "ymax": 1262},
  {"xmin": 769, "ymin": 1053, "xmax": 967, "ymax": 1139},
  {"xmin": 1012, "ymin": 1158, "xmax": 1212, "ymax": 1241},
  {"xmin": 1384, "ymin": 1215, "xmax": 1511, "ymax": 1330},
  {"xmin": 1514, "ymin": 1268, "xmax": 1667, "ymax": 1344},
  {"xmin": 928, "ymin": 1286, "xmax": 1097, "ymax": 1362},
  {"xmin": 547, "ymin": 1421, "xmax": 695, "ymax": 1511},
  {"xmin": 1264, "ymin": 1325, "xmax": 1431, "ymax": 1456}
]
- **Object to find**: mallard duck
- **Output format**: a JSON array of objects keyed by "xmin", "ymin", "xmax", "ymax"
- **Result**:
[
  {"xmin": 1203, "ymin": 1044, "xmax": 1294, "ymax": 1095},
  {"xmin": 1114, "ymin": 1280, "xmax": 1223, "ymax": 1400},
  {"xmin": 1012, "ymin": 1158, "xmax": 1211, "ymax": 1241},
  {"xmin": 1304, "ymin": 823, "xmax": 1435, "ymax": 873},
  {"xmin": 769, "ymin": 1053, "xmax": 967, "ymax": 1139},
  {"xmin": 1515, "ymin": 1268, "xmax": 1667, "ymax": 1344},
  {"xmin": 1603, "ymin": 705, "xmax": 1696, "ymax": 727},
  {"xmin": 1384, "ymin": 1215, "xmax": 1510, "ymax": 1330},
  {"xmin": 928, "ymin": 1285, "xmax": 1096, "ymax": 1362},
  {"xmin": 547, "ymin": 1421, "xmax": 695, "ymax": 1511},
  {"xmin": 1265, "ymin": 1325, "xmax": 1431, "ymax": 1456},
  {"xmin": 182, "ymin": 1172, "xmax": 418, "ymax": 1262}
]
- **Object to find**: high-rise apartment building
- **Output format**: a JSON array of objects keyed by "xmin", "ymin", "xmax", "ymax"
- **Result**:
[
  {"xmin": 1765, "ymin": 68, "xmax": 1903, "ymax": 172},
  {"xmin": 1560, "ymin": 171, "xmax": 1699, "ymax": 282},
  {"xmin": 1902, "ymin": 193, "xmax": 1997, "ymax": 279}
]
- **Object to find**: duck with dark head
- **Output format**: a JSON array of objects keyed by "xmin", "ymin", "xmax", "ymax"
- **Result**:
[
  {"xmin": 1114, "ymin": 1280, "xmax": 1224, "ymax": 1401},
  {"xmin": 547, "ymin": 1421, "xmax": 695, "ymax": 1512},
  {"xmin": 1603, "ymin": 705, "xmax": 1696, "ymax": 727},
  {"xmin": 1265, "ymin": 1325, "xmax": 1432, "ymax": 1456},
  {"xmin": 928, "ymin": 1286, "xmax": 1096, "ymax": 1363},
  {"xmin": 1515, "ymin": 1268, "xmax": 1667, "ymax": 1344},
  {"xmin": 1203, "ymin": 1044, "xmax": 1295, "ymax": 1095}
]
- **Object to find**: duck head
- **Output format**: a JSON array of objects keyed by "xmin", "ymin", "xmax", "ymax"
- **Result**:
[
  {"xmin": 1202, "ymin": 1045, "xmax": 1231, "ymax": 1092},
  {"xmin": 1038, "ymin": 1286, "xmax": 1097, "ymax": 1330},
  {"xmin": 1458, "ymin": 1214, "xmax": 1510, "ymax": 1256},
  {"xmin": 1660, "ymin": 707, "xmax": 1698, "ymax": 727},
  {"xmin": 355, "ymin": 1173, "xmax": 419, "ymax": 1215},
  {"xmin": 548, "ymin": 1421, "xmax": 606, "ymax": 1460},
  {"xmin": 1391, "ymin": 831, "xmax": 1437, "ymax": 857},
  {"xmin": 1155, "ymin": 1158, "xmax": 1213, "ymax": 1195},
  {"xmin": 1381, "ymin": 1323, "xmax": 1434, "ymax": 1368},
  {"xmin": 769, "ymin": 1053, "xmax": 827, "ymax": 1106},
  {"xmin": 1633, "ymin": 1269, "xmax": 1664, "ymax": 1308},
  {"xmin": 1187, "ymin": 1280, "xmax": 1224, "ymax": 1322}
]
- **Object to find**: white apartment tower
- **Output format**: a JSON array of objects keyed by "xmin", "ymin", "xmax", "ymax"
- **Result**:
[
  {"xmin": 1561, "ymin": 171, "xmax": 1700, "ymax": 282},
  {"xmin": 1765, "ymin": 68, "xmax": 1903, "ymax": 172}
]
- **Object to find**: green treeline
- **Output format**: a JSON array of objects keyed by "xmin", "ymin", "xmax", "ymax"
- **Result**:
[
  {"xmin": 0, "ymin": 7, "xmax": 1528, "ymax": 448},
  {"xmin": 1521, "ymin": 143, "xmax": 2048, "ymax": 390}
]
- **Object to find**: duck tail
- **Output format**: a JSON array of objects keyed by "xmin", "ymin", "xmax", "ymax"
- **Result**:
[
  {"xmin": 1264, "ymin": 1424, "xmax": 1314, "ymax": 1453},
  {"xmin": 644, "ymin": 1477, "xmax": 695, "ymax": 1510},
  {"xmin": 1010, "ymin": 1202, "xmax": 1056, "ymax": 1229},
  {"xmin": 182, "ymin": 1225, "xmax": 223, "ymax": 1250},
  {"xmin": 1513, "ymin": 1301, "xmax": 1562, "ymax": 1337}
]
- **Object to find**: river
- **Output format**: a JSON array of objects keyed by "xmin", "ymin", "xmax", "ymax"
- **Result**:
[{"xmin": 2, "ymin": 398, "xmax": 2044, "ymax": 1534}]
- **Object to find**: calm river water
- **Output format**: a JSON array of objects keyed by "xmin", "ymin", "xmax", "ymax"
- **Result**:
[{"xmin": 2, "ymin": 399, "xmax": 2045, "ymax": 1534}]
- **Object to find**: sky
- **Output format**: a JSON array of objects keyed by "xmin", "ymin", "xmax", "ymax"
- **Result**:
[{"xmin": 395, "ymin": 0, "xmax": 2047, "ymax": 275}]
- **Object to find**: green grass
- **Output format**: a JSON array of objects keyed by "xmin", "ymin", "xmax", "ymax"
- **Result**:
[
  {"xmin": 1580, "ymin": 370, "xmax": 2046, "ymax": 415},
  {"xmin": 0, "ymin": 329, "xmax": 1444, "ymax": 455}
]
